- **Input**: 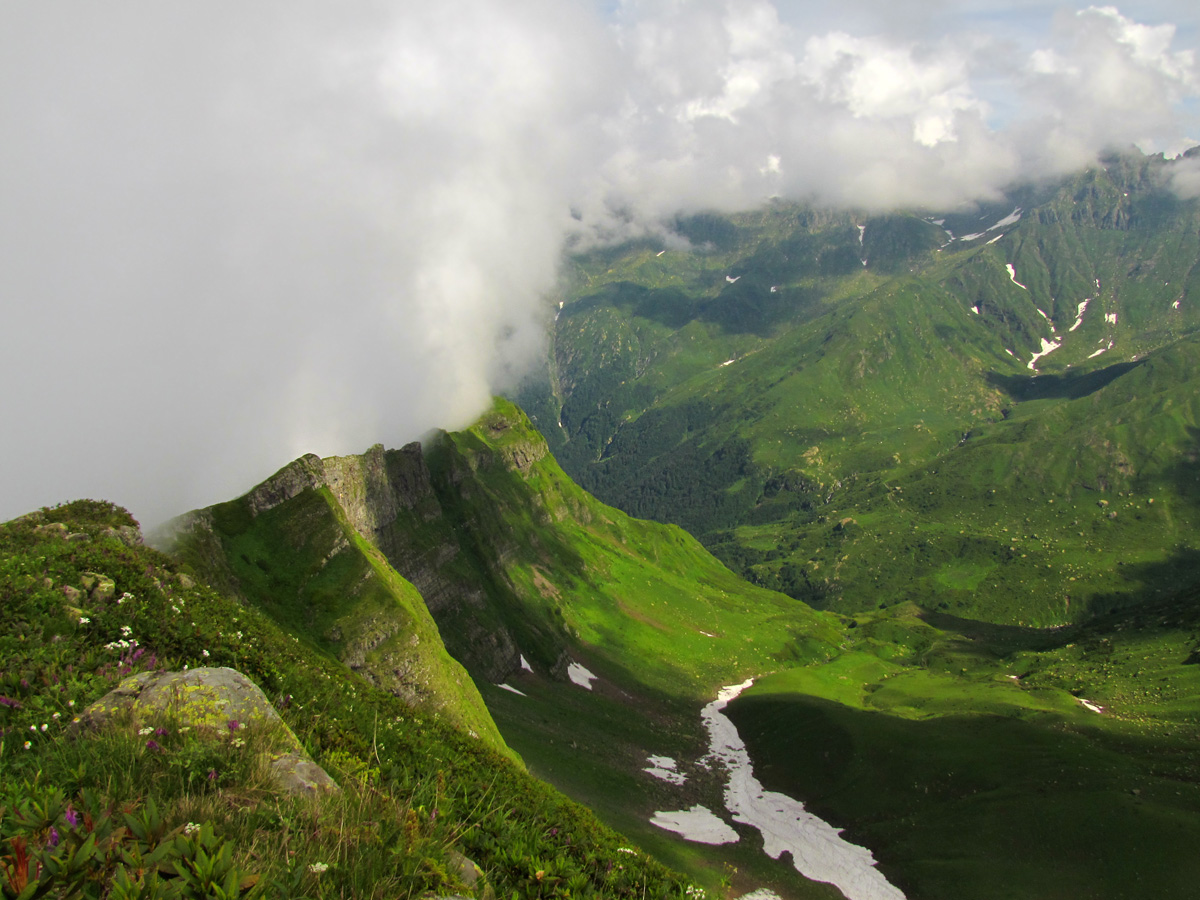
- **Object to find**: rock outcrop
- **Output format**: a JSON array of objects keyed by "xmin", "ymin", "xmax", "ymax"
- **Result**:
[{"xmin": 75, "ymin": 667, "xmax": 338, "ymax": 797}]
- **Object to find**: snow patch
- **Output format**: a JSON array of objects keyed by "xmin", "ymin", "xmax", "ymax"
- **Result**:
[
  {"xmin": 769, "ymin": 285, "xmax": 778, "ymax": 293},
  {"xmin": 520, "ymin": 654, "xmax": 533, "ymax": 673},
  {"xmin": 645, "ymin": 755, "xmax": 687, "ymax": 786},
  {"xmin": 700, "ymin": 680, "xmax": 905, "ymax": 900},
  {"xmin": 650, "ymin": 805, "xmax": 738, "ymax": 845},
  {"xmin": 986, "ymin": 233, "xmax": 1004, "ymax": 245},
  {"xmin": 726, "ymin": 275, "xmax": 741, "ymax": 283},
  {"xmin": 497, "ymin": 684, "xmax": 526, "ymax": 697},
  {"xmin": 739, "ymin": 892, "xmax": 785, "ymax": 900},
  {"xmin": 1027, "ymin": 338, "xmax": 1062, "ymax": 370},
  {"xmin": 568, "ymin": 662, "xmax": 598, "ymax": 690},
  {"xmin": 1077, "ymin": 698, "xmax": 1105, "ymax": 714},
  {"xmin": 971, "ymin": 306, "xmax": 979, "ymax": 315},
  {"xmin": 990, "ymin": 208, "xmax": 1023, "ymax": 230},
  {"xmin": 656, "ymin": 250, "xmax": 666, "ymax": 257},
  {"xmin": 1006, "ymin": 264, "xmax": 1027, "ymax": 290},
  {"xmin": 959, "ymin": 231, "xmax": 985, "ymax": 241},
  {"xmin": 1069, "ymin": 299, "xmax": 1090, "ymax": 332},
  {"xmin": 720, "ymin": 359, "xmax": 736, "ymax": 367},
  {"xmin": 1105, "ymin": 312, "xmax": 1117, "ymax": 325},
  {"xmin": 1088, "ymin": 346, "xmax": 1109, "ymax": 359},
  {"xmin": 857, "ymin": 224, "xmax": 866, "ymax": 245},
  {"xmin": 699, "ymin": 630, "xmax": 716, "ymax": 637},
  {"xmin": 1173, "ymin": 300, "xmax": 1181, "ymax": 309},
  {"xmin": 1005, "ymin": 348, "xmax": 1016, "ymax": 357}
]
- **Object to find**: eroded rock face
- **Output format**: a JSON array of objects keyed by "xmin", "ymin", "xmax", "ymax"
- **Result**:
[{"xmin": 76, "ymin": 667, "xmax": 338, "ymax": 797}]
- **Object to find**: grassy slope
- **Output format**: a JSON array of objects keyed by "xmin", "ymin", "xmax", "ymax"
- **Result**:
[
  {"xmin": 419, "ymin": 400, "xmax": 1200, "ymax": 900},
  {"xmin": 0, "ymin": 501, "xmax": 701, "ymax": 899},
  {"xmin": 520, "ymin": 149, "xmax": 1200, "ymax": 626},
  {"xmin": 727, "ymin": 595, "xmax": 1200, "ymax": 900},
  {"xmin": 167, "ymin": 474, "xmax": 506, "ymax": 752}
]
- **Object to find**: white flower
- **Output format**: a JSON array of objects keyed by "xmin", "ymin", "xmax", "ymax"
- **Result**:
[
  {"xmin": 184, "ymin": 823, "xmax": 201, "ymax": 836},
  {"xmin": 139, "ymin": 727, "xmax": 153, "ymax": 736},
  {"xmin": 78, "ymin": 616, "xmax": 90, "ymax": 625},
  {"xmin": 30, "ymin": 725, "xmax": 36, "ymax": 732},
  {"xmin": 52, "ymin": 713, "xmax": 61, "ymax": 720},
  {"xmin": 120, "ymin": 626, "xmax": 133, "ymax": 637},
  {"xmin": 68, "ymin": 700, "xmax": 75, "ymax": 707},
  {"xmin": 202, "ymin": 650, "xmax": 210, "ymax": 658},
  {"xmin": 23, "ymin": 741, "xmax": 31, "ymax": 750},
  {"xmin": 40, "ymin": 724, "xmax": 47, "ymax": 732},
  {"xmin": 308, "ymin": 862, "xmax": 329, "ymax": 874}
]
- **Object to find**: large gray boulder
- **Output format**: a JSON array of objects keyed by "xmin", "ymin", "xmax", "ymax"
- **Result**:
[{"xmin": 76, "ymin": 667, "xmax": 338, "ymax": 797}]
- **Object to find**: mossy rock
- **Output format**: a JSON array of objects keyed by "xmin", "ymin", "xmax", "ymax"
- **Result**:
[{"xmin": 75, "ymin": 666, "xmax": 338, "ymax": 796}]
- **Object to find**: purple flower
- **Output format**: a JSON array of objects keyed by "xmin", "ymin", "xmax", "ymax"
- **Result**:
[
  {"xmin": 207, "ymin": 769, "xmax": 218, "ymax": 781},
  {"xmin": 155, "ymin": 727, "xmax": 168, "ymax": 737},
  {"xmin": 145, "ymin": 740, "xmax": 161, "ymax": 751},
  {"xmin": 0, "ymin": 696, "xmax": 21, "ymax": 709},
  {"xmin": 227, "ymin": 720, "xmax": 240, "ymax": 733},
  {"xmin": 64, "ymin": 807, "xmax": 80, "ymax": 828},
  {"xmin": 47, "ymin": 827, "xmax": 60, "ymax": 849}
]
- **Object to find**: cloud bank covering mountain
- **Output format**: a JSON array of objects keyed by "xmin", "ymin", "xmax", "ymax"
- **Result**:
[{"xmin": 1, "ymin": 1, "xmax": 1198, "ymax": 524}]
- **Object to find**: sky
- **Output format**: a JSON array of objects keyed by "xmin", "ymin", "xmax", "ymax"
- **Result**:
[{"xmin": 2, "ymin": 1, "xmax": 1199, "ymax": 527}]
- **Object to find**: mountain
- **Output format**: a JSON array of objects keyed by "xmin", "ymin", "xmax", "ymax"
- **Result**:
[
  {"xmin": 162, "ymin": 399, "xmax": 1200, "ymax": 899},
  {"xmin": 518, "ymin": 147, "xmax": 1200, "ymax": 626}
]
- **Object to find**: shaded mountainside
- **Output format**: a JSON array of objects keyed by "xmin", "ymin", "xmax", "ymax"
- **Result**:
[{"xmin": 518, "ymin": 147, "xmax": 1200, "ymax": 625}]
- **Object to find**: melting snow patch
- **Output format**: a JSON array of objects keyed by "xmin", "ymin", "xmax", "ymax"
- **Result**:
[
  {"xmin": 1006, "ymin": 264, "xmax": 1027, "ymax": 290},
  {"xmin": 497, "ymin": 684, "xmax": 526, "ymax": 697},
  {"xmin": 1173, "ymin": 300, "xmax": 1181, "ymax": 309},
  {"xmin": 986, "ymin": 233, "xmax": 1004, "ymax": 245},
  {"xmin": 568, "ymin": 662, "xmax": 598, "ymax": 690},
  {"xmin": 1069, "ymin": 299, "xmax": 1090, "ymax": 332},
  {"xmin": 1105, "ymin": 312, "xmax": 1117, "ymax": 325},
  {"xmin": 1028, "ymin": 338, "xmax": 1062, "ymax": 370},
  {"xmin": 769, "ymin": 285, "xmax": 778, "ymax": 293},
  {"xmin": 650, "ymin": 805, "xmax": 738, "ymax": 845},
  {"xmin": 520, "ymin": 654, "xmax": 533, "ymax": 673},
  {"xmin": 657, "ymin": 250, "xmax": 666, "ymax": 257},
  {"xmin": 739, "ymin": 892, "xmax": 784, "ymax": 900},
  {"xmin": 971, "ymin": 306, "xmax": 980, "ymax": 315},
  {"xmin": 1088, "ymin": 347, "xmax": 1109, "ymax": 359},
  {"xmin": 645, "ymin": 756, "xmax": 687, "ymax": 785},
  {"xmin": 1005, "ymin": 348, "xmax": 1016, "ymax": 357},
  {"xmin": 989, "ymin": 208, "xmax": 1023, "ymax": 230},
  {"xmin": 721, "ymin": 359, "xmax": 736, "ymax": 367},
  {"xmin": 700, "ymin": 681, "xmax": 906, "ymax": 899},
  {"xmin": 959, "ymin": 232, "xmax": 985, "ymax": 241},
  {"xmin": 700, "ymin": 630, "xmax": 716, "ymax": 637},
  {"xmin": 726, "ymin": 275, "xmax": 741, "ymax": 283},
  {"xmin": 1077, "ymin": 698, "xmax": 1105, "ymax": 714},
  {"xmin": 857, "ymin": 225, "xmax": 866, "ymax": 244}
]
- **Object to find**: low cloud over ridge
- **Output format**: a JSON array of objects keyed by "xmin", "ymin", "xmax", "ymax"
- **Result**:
[{"xmin": 1, "ymin": 1, "xmax": 1198, "ymax": 525}]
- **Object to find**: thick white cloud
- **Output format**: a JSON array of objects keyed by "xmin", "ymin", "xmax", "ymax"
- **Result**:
[{"xmin": 0, "ymin": 1, "xmax": 1197, "ymax": 525}]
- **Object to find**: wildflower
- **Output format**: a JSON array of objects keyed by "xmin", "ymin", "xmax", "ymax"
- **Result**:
[
  {"xmin": 227, "ymin": 719, "xmax": 241, "ymax": 733},
  {"xmin": 0, "ymin": 696, "xmax": 21, "ymax": 709},
  {"xmin": 30, "ymin": 725, "xmax": 37, "ymax": 732},
  {"xmin": 231, "ymin": 738, "xmax": 246, "ymax": 749},
  {"xmin": 155, "ymin": 727, "xmax": 168, "ymax": 737},
  {"xmin": 139, "ymin": 727, "xmax": 153, "ymax": 736},
  {"xmin": 202, "ymin": 650, "xmax": 210, "ymax": 658},
  {"xmin": 184, "ymin": 823, "xmax": 201, "ymax": 836},
  {"xmin": 64, "ymin": 807, "xmax": 79, "ymax": 828},
  {"xmin": 52, "ymin": 713, "xmax": 60, "ymax": 720},
  {"xmin": 78, "ymin": 616, "xmax": 90, "ymax": 625},
  {"xmin": 145, "ymin": 739, "xmax": 161, "ymax": 751},
  {"xmin": 40, "ymin": 723, "xmax": 48, "ymax": 732},
  {"xmin": 207, "ymin": 769, "xmax": 217, "ymax": 781},
  {"xmin": 617, "ymin": 848, "xmax": 637, "ymax": 855},
  {"xmin": 68, "ymin": 700, "xmax": 74, "ymax": 707},
  {"xmin": 120, "ymin": 625, "xmax": 133, "ymax": 637},
  {"xmin": 47, "ymin": 828, "xmax": 60, "ymax": 849},
  {"xmin": 308, "ymin": 863, "xmax": 329, "ymax": 875},
  {"xmin": 23, "ymin": 741, "xmax": 31, "ymax": 750}
]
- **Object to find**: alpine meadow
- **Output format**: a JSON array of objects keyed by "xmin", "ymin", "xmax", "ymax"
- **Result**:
[{"xmin": 5, "ymin": 4, "xmax": 1200, "ymax": 900}]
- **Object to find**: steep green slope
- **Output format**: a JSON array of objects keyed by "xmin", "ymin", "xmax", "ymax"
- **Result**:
[
  {"xmin": 162, "ymin": 454, "xmax": 506, "ymax": 751},
  {"xmin": 0, "ymin": 501, "xmax": 702, "ymax": 899},
  {"xmin": 518, "ymin": 147, "xmax": 1200, "ymax": 625}
]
